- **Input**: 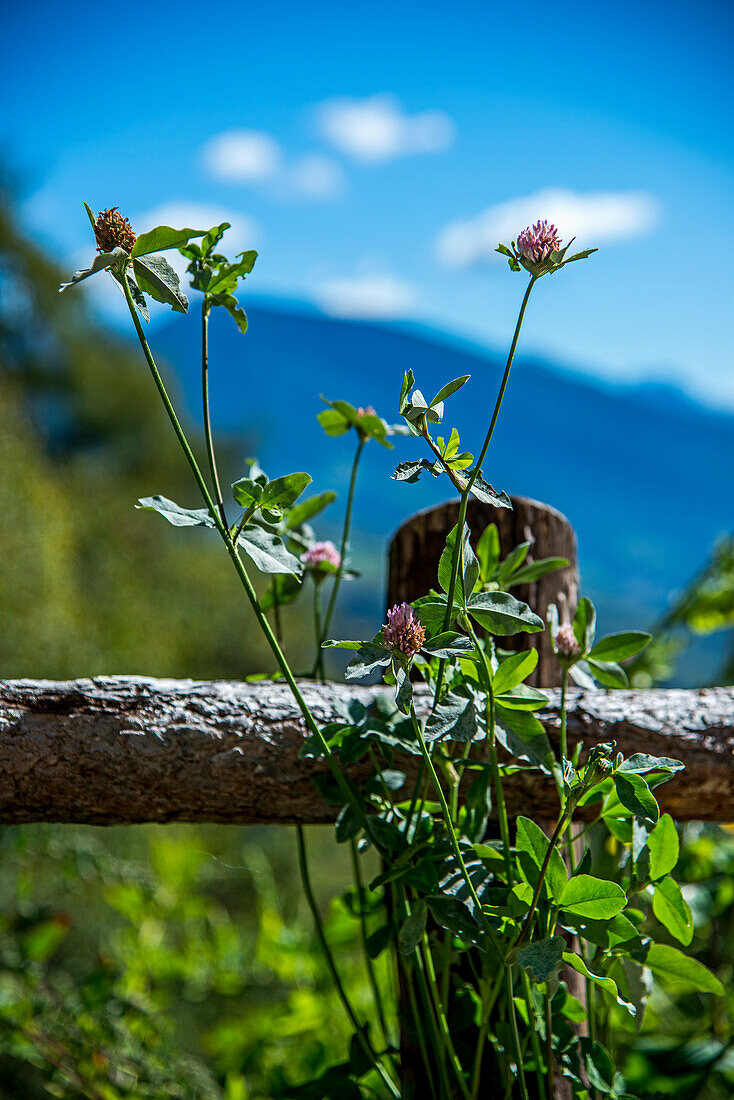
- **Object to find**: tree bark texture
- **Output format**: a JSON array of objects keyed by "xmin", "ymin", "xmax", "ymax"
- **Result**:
[{"xmin": 0, "ymin": 677, "xmax": 732, "ymax": 825}]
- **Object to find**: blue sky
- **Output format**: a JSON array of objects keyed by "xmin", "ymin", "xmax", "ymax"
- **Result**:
[{"xmin": 5, "ymin": 0, "xmax": 734, "ymax": 408}]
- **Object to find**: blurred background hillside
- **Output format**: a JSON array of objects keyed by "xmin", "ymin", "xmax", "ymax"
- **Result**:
[{"xmin": 1, "ymin": 0, "xmax": 733, "ymax": 1095}]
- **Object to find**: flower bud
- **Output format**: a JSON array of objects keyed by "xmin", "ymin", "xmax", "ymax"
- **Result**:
[
  {"xmin": 382, "ymin": 602, "xmax": 426, "ymax": 659},
  {"xmin": 554, "ymin": 623, "xmax": 580, "ymax": 658},
  {"xmin": 355, "ymin": 406, "xmax": 378, "ymax": 439},
  {"xmin": 301, "ymin": 541, "xmax": 341, "ymax": 570}
]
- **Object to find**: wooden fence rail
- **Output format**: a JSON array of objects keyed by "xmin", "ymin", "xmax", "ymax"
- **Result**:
[{"xmin": 1, "ymin": 677, "xmax": 732, "ymax": 825}]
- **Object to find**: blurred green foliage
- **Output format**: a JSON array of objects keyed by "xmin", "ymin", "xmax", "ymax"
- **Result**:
[
  {"xmin": 631, "ymin": 534, "xmax": 734, "ymax": 689},
  {"xmin": 0, "ymin": 180, "xmax": 732, "ymax": 1097},
  {"xmin": 0, "ymin": 824, "xmax": 389, "ymax": 1098},
  {"xmin": 0, "ymin": 175, "xmax": 311, "ymax": 679}
]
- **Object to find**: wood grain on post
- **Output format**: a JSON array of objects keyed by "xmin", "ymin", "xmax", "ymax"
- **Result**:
[{"xmin": 387, "ymin": 495, "xmax": 579, "ymax": 687}]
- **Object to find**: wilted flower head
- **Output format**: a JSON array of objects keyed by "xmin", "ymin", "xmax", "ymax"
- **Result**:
[
  {"xmin": 93, "ymin": 207, "xmax": 136, "ymax": 254},
  {"xmin": 383, "ymin": 602, "xmax": 425, "ymax": 658},
  {"xmin": 301, "ymin": 541, "xmax": 341, "ymax": 570},
  {"xmin": 516, "ymin": 220, "xmax": 562, "ymax": 265},
  {"xmin": 555, "ymin": 623, "xmax": 580, "ymax": 658}
]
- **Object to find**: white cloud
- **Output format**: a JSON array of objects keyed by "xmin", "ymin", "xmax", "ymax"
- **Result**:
[
  {"xmin": 317, "ymin": 94, "xmax": 455, "ymax": 162},
  {"xmin": 436, "ymin": 188, "xmax": 661, "ymax": 267},
  {"xmin": 315, "ymin": 273, "xmax": 419, "ymax": 319},
  {"xmin": 201, "ymin": 129, "xmax": 282, "ymax": 182},
  {"xmin": 287, "ymin": 154, "xmax": 344, "ymax": 199},
  {"xmin": 201, "ymin": 130, "xmax": 344, "ymax": 200}
]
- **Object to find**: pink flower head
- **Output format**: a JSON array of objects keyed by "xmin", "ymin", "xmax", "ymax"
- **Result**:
[
  {"xmin": 301, "ymin": 541, "xmax": 341, "ymax": 570},
  {"xmin": 516, "ymin": 220, "xmax": 562, "ymax": 265},
  {"xmin": 355, "ymin": 406, "xmax": 378, "ymax": 439},
  {"xmin": 383, "ymin": 602, "xmax": 426, "ymax": 659},
  {"xmin": 555, "ymin": 623, "xmax": 581, "ymax": 658}
]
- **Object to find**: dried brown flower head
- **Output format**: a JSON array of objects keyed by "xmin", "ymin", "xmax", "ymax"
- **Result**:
[{"xmin": 93, "ymin": 207, "xmax": 136, "ymax": 254}]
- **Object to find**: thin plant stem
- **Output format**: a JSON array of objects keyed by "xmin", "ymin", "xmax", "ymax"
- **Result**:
[
  {"xmin": 320, "ymin": 436, "xmax": 365, "ymax": 648},
  {"xmin": 440, "ymin": 747, "xmax": 466, "ymax": 1004},
  {"xmin": 403, "ymin": 955, "xmax": 439, "ymax": 1100},
  {"xmin": 313, "ymin": 580, "xmax": 325, "ymax": 680},
  {"xmin": 559, "ymin": 667, "xmax": 569, "ymax": 806},
  {"xmin": 433, "ymin": 276, "xmax": 537, "ymax": 703},
  {"xmin": 272, "ymin": 589, "xmax": 283, "ymax": 643},
  {"xmin": 471, "ymin": 277, "xmax": 536, "ymax": 480},
  {"xmin": 420, "ymin": 932, "xmax": 471, "ymax": 1100},
  {"xmin": 466, "ymin": 619, "xmax": 514, "ymax": 885},
  {"xmin": 403, "ymin": 759, "xmax": 426, "ymax": 839},
  {"xmin": 397, "ymin": 887, "xmax": 451, "ymax": 1099},
  {"xmin": 558, "ymin": 667, "xmax": 597, "ymax": 1066},
  {"xmin": 488, "ymin": 695, "xmax": 514, "ymax": 885},
  {"xmin": 201, "ymin": 299, "xmax": 227, "ymax": 527},
  {"xmin": 506, "ymin": 968, "xmax": 530, "ymax": 1100},
  {"xmin": 521, "ymin": 971, "xmax": 548, "ymax": 1100},
  {"xmin": 433, "ymin": 490, "xmax": 469, "ymax": 703},
  {"xmin": 544, "ymin": 993, "xmax": 555, "ymax": 1098},
  {"xmin": 120, "ymin": 273, "xmax": 373, "ymax": 838},
  {"xmin": 408, "ymin": 704, "xmax": 504, "ymax": 961},
  {"xmin": 296, "ymin": 827, "xmax": 399, "ymax": 1097},
  {"xmin": 513, "ymin": 808, "xmax": 568, "ymax": 952},
  {"xmin": 233, "ymin": 502, "xmax": 257, "ymax": 543},
  {"xmin": 470, "ymin": 966, "xmax": 506, "ymax": 1099},
  {"xmin": 349, "ymin": 838, "xmax": 391, "ymax": 1051}
]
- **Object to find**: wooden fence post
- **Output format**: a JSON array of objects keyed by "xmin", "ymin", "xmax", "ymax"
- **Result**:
[
  {"xmin": 388, "ymin": 495, "xmax": 579, "ymax": 687},
  {"xmin": 388, "ymin": 496, "xmax": 580, "ymax": 1097}
]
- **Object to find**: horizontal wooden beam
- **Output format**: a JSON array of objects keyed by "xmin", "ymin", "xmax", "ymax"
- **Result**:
[{"xmin": 0, "ymin": 678, "xmax": 732, "ymax": 825}]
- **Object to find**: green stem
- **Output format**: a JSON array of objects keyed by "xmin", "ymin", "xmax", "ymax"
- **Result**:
[
  {"xmin": 296, "ymin": 827, "xmax": 399, "ymax": 1096},
  {"xmin": 320, "ymin": 437, "xmax": 365, "ymax": 648},
  {"xmin": 403, "ymin": 759, "xmax": 426, "ymax": 840},
  {"xmin": 120, "ymin": 273, "xmax": 373, "ymax": 839},
  {"xmin": 488, "ymin": 695, "xmax": 513, "ymax": 886},
  {"xmin": 409, "ymin": 704, "xmax": 503, "ymax": 960},
  {"xmin": 396, "ymin": 887, "xmax": 450, "ymax": 1098},
  {"xmin": 201, "ymin": 299, "xmax": 227, "ymax": 527},
  {"xmin": 512, "ymin": 808, "xmax": 568, "ymax": 952},
  {"xmin": 466, "ymin": 619, "xmax": 513, "ymax": 885},
  {"xmin": 559, "ymin": 668, "xmax": 569, "ymax": 803},
  {"xmin": 349, "ymin": 839, "xmax": 391, "ymax": 1052},
  {"xmin": 521, "ymin": 971, "xmax": 548, "ymax": 1100},
  {"xmin": 402, "ymin": 955, "xmax": 439, "ymax": 1100},
  {"xmin": 313, "ymin": 580, "xmax": 325, "ymax": 681},
  {"xmin": 421, "ymin": 932, "xmax": 471, "ymax": 1100},
  {"xmin": 506, "ymin": 968, "xmax": 530, "ymax": 1100},
  {"xmin": 433, "ymin": 490, "xmax": 469, "ymax": 704},
  {"xmin": 470, "ymin": 967, "xmax": 505, "ymax": 1099},
  {"xmin": 440, "ymin": 742, "xmax": 467, "ymax": 1003},
  {"xmin": 233, "ymin": 502, "xmax": 257, "ymax": 543},
  {"xmin": 272, "ymin": 589, "xmax": 283, "ymax": 643},
  {"xmin": 433, "ymin": 276, "xmax": 537, "ymax": 704},
  {"xmin": 471, "ymin": 277, "xmax": 536, "ymax": 481},
  {"xmin": 544, "ymin": 993, "xmax": 555, "ymax": 1099}
]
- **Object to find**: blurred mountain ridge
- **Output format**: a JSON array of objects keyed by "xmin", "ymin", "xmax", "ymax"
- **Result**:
[{"xmin": 154, "ymin": 300, "xmax": 734, "ymax": 662}]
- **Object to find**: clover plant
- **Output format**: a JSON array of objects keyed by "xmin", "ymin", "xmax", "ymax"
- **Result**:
[{"xmin": 59, "ymin": 208, "xmax": 722, "ymax": 1100}]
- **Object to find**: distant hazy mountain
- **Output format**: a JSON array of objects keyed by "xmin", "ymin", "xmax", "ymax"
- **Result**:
[{"xmin": 154, "ymin": 301, "xmax": 733, "ymax": 673}]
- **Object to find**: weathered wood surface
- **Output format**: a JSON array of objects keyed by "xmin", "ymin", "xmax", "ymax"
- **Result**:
[
  {"xmin": 0, "ymin": 677, "xmax": 732, "ymax": 825},
  {"xmin": 388, "ymin": 495, "xmax": 579, "ymax": 687}
]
